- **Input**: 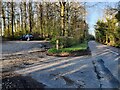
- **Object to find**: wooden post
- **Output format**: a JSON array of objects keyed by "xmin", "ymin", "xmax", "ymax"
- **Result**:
[{"xmin": 56, "ymin": 39, "xmax": 59, "ymax": 50}]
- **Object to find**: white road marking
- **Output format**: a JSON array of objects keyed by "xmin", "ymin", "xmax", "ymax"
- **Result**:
[{"xmin": 107, "ymin": 49, "xmax": 119, "ymax": 56}]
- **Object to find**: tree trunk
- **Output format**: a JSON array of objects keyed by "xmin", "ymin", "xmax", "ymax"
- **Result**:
[
  {"xmin": 60, "ymin": 1, "xmax": 66, "ymax": 36},
  {"xmin": 106, "ymin": 34, "xmax": 108, "ymax": 44},
  {"xmin": 66, "ymin": 2, "xmax": 69, "ymax": 37},
  {"xmin": 11, "ymin": 2, "xmax": 14, "ymax": 39},
  {"xmin": 20, "ymin": 3, "xmax": 23, "ymax": 34},
  {"xmin": 2, "ymin": 5, "xmax": 6, "ymax": 36},
  {"xmin": 7, "ymin": 7, "xmax": 10, "ymax": 38},
  {"xmin": 39, "ymin": 3, "xmax": 43, "ymax": 37},
  {"xmin": 24, "ymin": 2, "xmax": 27, "ymax": 34},
  {"xmin": 46, "ymin": 3, "xmax": 49, "ymax": 38},
  {"xmin": 28, "ymin": 2, "xmax": 32, "ymax": 33}
]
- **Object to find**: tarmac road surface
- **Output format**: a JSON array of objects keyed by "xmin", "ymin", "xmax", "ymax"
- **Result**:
[{"xmin": 14, "ymin": 41, "xmax": 120, "ymax": 88}]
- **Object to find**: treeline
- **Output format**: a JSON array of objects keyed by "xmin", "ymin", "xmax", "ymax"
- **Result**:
[
  {"xmin": 1, "ymin": 1, "xmax": 88, "ymax": 45},
  {"xmin": 95, "ymin": 3, "xmax": 120, "ymax": 47}
]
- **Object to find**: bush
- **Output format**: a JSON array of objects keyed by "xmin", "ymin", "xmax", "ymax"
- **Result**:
[
  {"xmin": 114, "ymin": 41, "xmax": 120, "ymax": 48},
  {"xmin": 88, "ymin": 34, "xmax": 95, "ymax": 40},
  {"xmin": 50, "ymin": 37, "xmax": 76, "ymax": 49},
  {"xmin": 45, "ymin": 38, "xmax": 51, "ymax": 41},
  {"xmin": 50, "ymin": 38, "xmax": 57, "ymax": 47}
]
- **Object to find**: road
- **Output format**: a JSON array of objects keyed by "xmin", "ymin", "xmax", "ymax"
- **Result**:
[
  {"xmin": 13, "ymin": 41, "xmax": 120, "ymax": 88},
  {"xmin": 2, "ymin": 41, "xmax": 50, "ymax": 56}
]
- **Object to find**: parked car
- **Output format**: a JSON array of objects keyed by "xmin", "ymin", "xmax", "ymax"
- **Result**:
[{"xmin": 20, "ymin": 34, "xmax": 34, "ymax": 41}]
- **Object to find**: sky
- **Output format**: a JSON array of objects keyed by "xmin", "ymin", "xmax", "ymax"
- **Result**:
[{"xmin": 86, "ymin": 2, "xmax": 119, "ymax": 36}]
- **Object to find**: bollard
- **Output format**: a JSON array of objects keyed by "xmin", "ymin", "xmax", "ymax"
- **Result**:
[{"xmin": 56, "ymin": 40, "xmax": 59, "ymax": 50}]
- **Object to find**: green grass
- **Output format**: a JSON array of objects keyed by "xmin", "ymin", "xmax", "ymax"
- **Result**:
[{"xmin": 48, "ymin": 41, "xmax": 88, "ymax": 54}]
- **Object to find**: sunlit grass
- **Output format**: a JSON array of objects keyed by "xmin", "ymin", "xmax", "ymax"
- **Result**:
[{"xmin": 48, "ymin": 41, "xmax": 88, "ymax": 54}]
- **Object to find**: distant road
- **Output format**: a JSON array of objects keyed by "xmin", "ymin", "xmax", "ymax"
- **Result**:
[{"xmin": 2, "ymin": 41, "xmax": 50, "ymax": 55}]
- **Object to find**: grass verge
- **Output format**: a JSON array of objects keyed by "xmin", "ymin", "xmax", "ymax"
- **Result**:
[{"xmin": 47, "ymin": 41, "xmax": 90, "ymax": 56}]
